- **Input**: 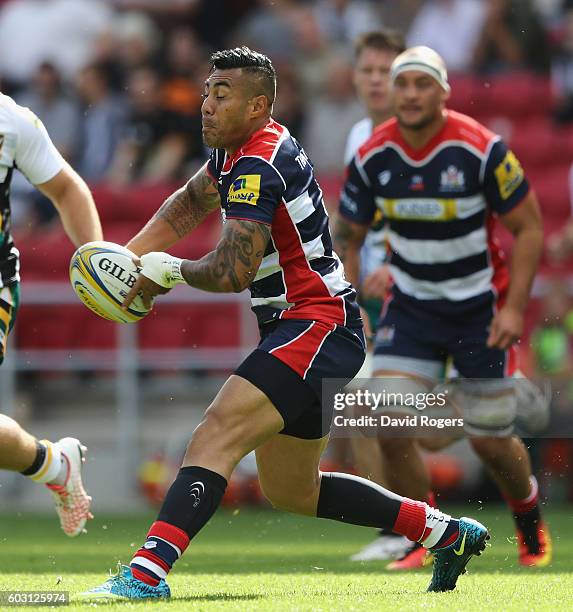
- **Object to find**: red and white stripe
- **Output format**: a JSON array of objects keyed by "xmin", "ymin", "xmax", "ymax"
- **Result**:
[{"xmin": 270, "ymin": 320, "xmax": 336, "ymax": 379}]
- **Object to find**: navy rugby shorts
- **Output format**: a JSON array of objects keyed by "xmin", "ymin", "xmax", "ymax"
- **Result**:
[
  {"xmin": 235, "ymin": 319, "xmax": 366, "ymax": 439},
  {"xmin": 372, "ymin": 294, "xmax": 517, "ymax": 380}
]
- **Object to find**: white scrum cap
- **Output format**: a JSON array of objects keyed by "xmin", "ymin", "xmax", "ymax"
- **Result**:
[{"xmin": 390, "ymin": 46, "xmax": 450, "ymax": 92}]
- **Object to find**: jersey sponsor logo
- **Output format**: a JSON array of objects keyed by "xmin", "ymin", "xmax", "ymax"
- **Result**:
[
  {"xmin": 379, "ymin": 198, "xmax": 457, "ymax": 221},
  {"xmin": 494, "ymin": 151, "xmax": 524, "ymax": 200},
  {"xmin": 378, "ymin": 170, "xmax": 391, "ymax": 186},
  {"xmin": 440, "ymin": 165, "xmax": 465, "ymax": 191},
  {"xmin": 228, "ymin": 174, "xmax": 261, "ymax": 206}
]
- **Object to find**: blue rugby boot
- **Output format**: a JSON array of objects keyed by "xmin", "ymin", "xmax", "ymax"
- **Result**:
[
  {"xmin": 80, "ymin": 563, "xmax": 171, "ymax": 600},
  {"xmin": 427, "ymin": 517, "xmax": 489, "ymax": 592}
]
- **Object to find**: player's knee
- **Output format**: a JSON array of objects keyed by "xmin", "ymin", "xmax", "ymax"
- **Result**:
[
  {"xmin": 259, "ymin": 475, "xmax": 319, "ymax": 515},
  {"xmin": 187, "ymin": 404, "xmax": 250, "ymax": 465},
  {"xmin": 378, "ymin": 436, "xmax": 416, "ymax": 460},
  {"xmin": 470, "ymin": 436, "xmax": 515, "ymax": 462}
]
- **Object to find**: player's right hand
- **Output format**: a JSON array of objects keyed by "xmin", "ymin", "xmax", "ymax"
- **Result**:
[
  {"xmin": 361, "ymin": 266, "xmax": 390, "ymax": 301},
  {"xmin": 122, "ymin": 252, "xmax": 180, "ymax": 310}
]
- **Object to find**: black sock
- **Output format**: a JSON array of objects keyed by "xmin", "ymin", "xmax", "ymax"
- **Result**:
[
  {"xmin": 378, "ymin": 527, "xmax": 401, "ymax": 538},
  {"xmin": 317, "ymin": 472, "xmax": 403, "ymax": 530},
  {"xmin": 20, "ymin": 440, "xmax": 45, "ymax": 475},
  {"xmin": 514, "ymin": 505, "xmax": 541, "ymax": 554},
  {"xmin": 131, "ymin": 466, "xmax": 227, "ymax": 586},
  {"xmin": 157, "ymin": 466, "xmax": 227, "ymax": 537}
]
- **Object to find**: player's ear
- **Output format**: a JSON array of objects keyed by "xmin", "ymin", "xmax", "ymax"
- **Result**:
[{"xmin": 250, "ymin": 94, "xmax": 268, "ymax": 119}]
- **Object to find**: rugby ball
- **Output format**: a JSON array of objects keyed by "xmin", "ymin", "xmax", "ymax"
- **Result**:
[{"xmin": 69, "ymin": 241, "xmax": 151, "ymax": 323}]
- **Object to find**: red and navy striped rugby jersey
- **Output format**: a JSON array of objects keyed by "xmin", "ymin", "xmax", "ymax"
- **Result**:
[
  {"xmin": 207, "ymin": 118, "xmax": 361, "ymax": 328},
  {"xmin": 339, "ymin": 110, "xmax": 530, "ymax": 313}
]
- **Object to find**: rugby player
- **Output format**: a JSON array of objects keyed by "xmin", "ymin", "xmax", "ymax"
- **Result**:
[
  {"xmin": 342, "ymin": 29, "xmax": 418, "ymax": 565},
  {"xmin": 335, "ymin": 46, "xmax": 551, "ymax": 568},
  {"xmin": 0, "ymin": 93, "xmax": 101, "ymax": 535},
  {"xmin": 84, "ymin": 47, "xmax": 488, "ymax": 600}
]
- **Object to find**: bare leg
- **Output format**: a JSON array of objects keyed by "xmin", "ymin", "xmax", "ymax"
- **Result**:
[
  {"xmin": 470, "ymin": 436, "xmax": 533, "ymax": 499},
  {"xmin": 0, "ymin": 414, "xmax": 37, "ymax": 472}
]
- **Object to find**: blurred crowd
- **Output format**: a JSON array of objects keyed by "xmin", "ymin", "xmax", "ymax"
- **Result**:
[
  {"xmin": 3, "ymin": 0, "xmax": 573, "ymax": 500},
  {"xmin": 1, "ymin": 1, "xmax": 573, "ymax": 187}
]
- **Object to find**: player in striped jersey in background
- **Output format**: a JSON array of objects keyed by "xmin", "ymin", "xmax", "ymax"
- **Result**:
[
  {"xmin": 336, "ymin": 46, "xmax": 551, "ymax": 569},
  {"xmin": 0, "ymin": 93, "xmax": 100, "ymax": 535},
  {"xmin": 341, "ymin": 29, "xmax": 417, "ymax": 565}
]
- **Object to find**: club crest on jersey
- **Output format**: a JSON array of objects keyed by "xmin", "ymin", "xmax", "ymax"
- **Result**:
[
  {"xmin": 440, "ymin": 165, "xmax": 465, "ymax": 191},
  {"xmin": 228, "ymin": 174, "xmax": 261, "ymax": 206},
  {"xmin": 409, "ymin": 175, "xmax": 425, "ymax": 191},
  {"xmin": 495, "ymin": 151, "xmax": 524, "ymax": 200}
]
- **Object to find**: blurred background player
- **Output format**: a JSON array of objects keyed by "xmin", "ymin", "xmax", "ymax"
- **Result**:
[
  {"xmin": 341, "ymin": 29, "xmax": 413, "ymax": 564},
  {"xmin": 83, "ymin": 47, "xmax": 488, "ymax": 600},
  {"xmin": 0, "ymin": 92, "xmax": 101, "ymax": 535},
  {"xmin": 335, "ymin": 46, "xmax": 550, "ymax": 570}
]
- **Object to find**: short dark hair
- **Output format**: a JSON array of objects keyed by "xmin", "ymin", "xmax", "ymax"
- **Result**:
[
  {"xmin": 210, "ymin": 46, "xmax": 276, "ymax": 106},
  {"xmin": 354, "ymin": 30, "xmax": 406, "ymax": 60}
]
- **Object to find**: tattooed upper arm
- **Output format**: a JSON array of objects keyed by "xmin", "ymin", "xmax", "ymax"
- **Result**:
[
  {"xmin": 155, "ymin": 163, "xmax": 221, "ymax": 238},
  {"xmin": 212, "ymin": 219, "xmax": 271, "ymax": 292},
  {"xmin": 333, "ymin": 214, "xmax": 369, "ymax": 262},
  {"xmin": 179, "ymin": 218, "xmax": 271, "ymax": 293}
]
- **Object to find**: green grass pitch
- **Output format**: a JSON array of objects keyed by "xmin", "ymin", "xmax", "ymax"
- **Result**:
[{"xmin": 0, "ymin": 505, "xmax": 572, "ymax": 610}]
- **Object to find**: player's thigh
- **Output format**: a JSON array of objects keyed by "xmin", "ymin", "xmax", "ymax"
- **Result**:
[
  {"xmin": 186, "ymin": 374, "xmax": 285, "ymax": 467},
  {"xmin": 255, "ymin": 433, "xmax": 329, "ymax": 514},
  {"xmin": 451, "ymin": 330, "xmax": 518, "ymax": 437}
]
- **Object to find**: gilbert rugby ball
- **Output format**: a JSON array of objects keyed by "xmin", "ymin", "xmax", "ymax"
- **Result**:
[{"xmin": 70, "ymin": 241, "xmax": 150, "ymax": 323}]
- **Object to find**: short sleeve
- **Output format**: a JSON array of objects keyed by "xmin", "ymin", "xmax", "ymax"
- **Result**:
[
  {"xmin": 483, "ymin": 139, "xmax": 530, "ymax": 215},
  {"xmin": 224, "ymin": 158, "xmax": 284, "ymax": 226},
  {"xmin": 14, "ymin": 105, "xmax": 64, "ymax": 185},
  {"xmin": 338, "ymin": 156, "xmax": 377, "ymax": 226},
  {"xmin": 206, "ymin": 147, "xmax": 224, "ymax": 182}
]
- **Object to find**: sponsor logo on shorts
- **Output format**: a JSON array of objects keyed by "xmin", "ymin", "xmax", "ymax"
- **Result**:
[{"xmin": 376, "ymin": 325, "xmax": 395, "ymax": 346}]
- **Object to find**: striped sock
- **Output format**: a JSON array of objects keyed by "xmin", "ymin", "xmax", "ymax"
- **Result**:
[
  {"xmin": 20, "ymin": 440, "xmax": 63, "ymax": 484},
  {"xmin": 392, "ymin": 499, "xmax": 459, "ymax": 550},
  {"xmin": 131, "ymin": 521, "xmax": 190, "ymax": 587}
]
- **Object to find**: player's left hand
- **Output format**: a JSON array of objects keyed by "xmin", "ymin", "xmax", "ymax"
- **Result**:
[
  {"xmin": 487, "ymin": 305, "xmax": 523, "ymax": 350},
  {"xmin": 122, "ymin": 252, "xmax": 184, "ymax": 310}
]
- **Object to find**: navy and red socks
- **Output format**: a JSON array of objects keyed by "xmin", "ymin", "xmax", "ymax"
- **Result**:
[
  {"xmin": 132, "ymin": 469, "xmax": 459, "ymax": 586},
  {"xmin": 505, "ymin": 476, "xmax": 542, "ymax": 553},
  {"xmin": 317, "ymin": 473, "xmax": 458, "ymax": 550},
  {"xmin": 131, "ymin": 466, "xmax": 227, "ymax": 586}
]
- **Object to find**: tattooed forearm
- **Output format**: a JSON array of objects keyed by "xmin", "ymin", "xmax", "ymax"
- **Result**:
[
  {"xmin": 156, "ymin": 167, "xmax": 220, "ymax": 238},
  {"xmin": 180, "ymin": 220, "xmax": 271, "ymax": 292}
]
